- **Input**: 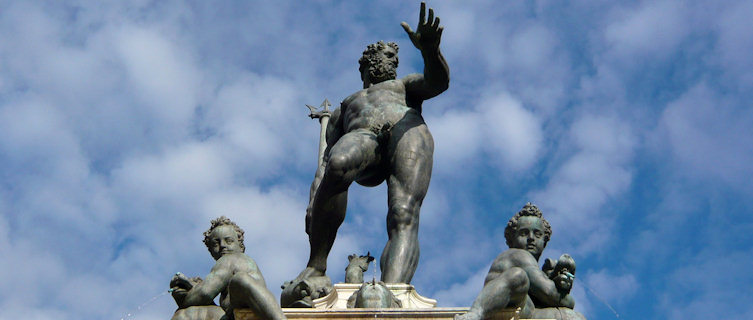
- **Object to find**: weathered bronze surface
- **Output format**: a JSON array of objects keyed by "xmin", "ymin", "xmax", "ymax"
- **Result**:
[
  {"xmin": 283, "ymin": 2, "xmax": 449, "ymax": 308},
  {"xmin": 455, "ymin": 204, "xmax": 586, "ymax": 320},
  {"xmin": 170, "ymin": 217, "xmax": 287, "ymax": 320}
]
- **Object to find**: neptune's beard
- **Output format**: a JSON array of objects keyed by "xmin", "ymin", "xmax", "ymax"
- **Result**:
[{"xmin": 367, "ymin": 61, "xmax": 397, "ymax": 83}]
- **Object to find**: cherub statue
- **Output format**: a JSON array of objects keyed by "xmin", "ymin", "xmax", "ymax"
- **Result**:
[
  {"xmin": 170, "ymin": 217, "xmax": 287, "ymax": 320},
  {"xmin": 456, "ymin": 204, "xmax": 585, "ymax": 320}
]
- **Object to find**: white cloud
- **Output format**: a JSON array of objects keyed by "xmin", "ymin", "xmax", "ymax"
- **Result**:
[
  {"xmin": 432, "ymin": 266, "xmax": 487, "ymax": 307},
  {"xmin": 428, "ymin": 110, "xmax": 483, "ymax": 176},
  {"xmin": 428, "ymin": 91, "xmax": 542, "ymax": 176},
  {"xmin": 115, "ymin": 25, "xmax": 203, "ymax": 130},
  {"xmin": 604, "ymin": 0, "xmax": 690, "ymax": 60},
  {"xmin": 656, "ymin": 83, "xmax": 753, "ymax": 191},
  {"xmin": 583, "ymin": 269, "xmax": 638, "ymax": 305},
  {"xmin": 531, "ymin": 115, "xmax": 635, "ymax": 254},
  {"xmin": 0, "ymin": 239, "xmax": 68, "ymax": 317},
  {"xmin": 433, "ymin": 5, "xmax": 476, "ymax": 60},
  {"xmin": 426, "ymin": 2, "xmax": 573, "ymax": 116},
  {"xmin": 1, "ymin": 1, "xmax": 752, "ymax": 319},
  {"xmin": 201, "ymin": 72, "xmax": 327, "ymax": 179},
  {"xmin": 479, "ymin": 92, "xmax": 543, "ymax": 171},
  {"xmin": 712, "ymin": 0, "xmax": 753, "ymax": 89},
  {"xmin": 662, "ymin": 249, "xmax": 753, "ymax": 320},
  {"xmin": 113, "ymin": 142, "xmax": 232, "ymax": 203}
]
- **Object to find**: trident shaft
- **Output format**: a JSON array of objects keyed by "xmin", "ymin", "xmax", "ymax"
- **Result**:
[{"xmin": 307, "ymin": 99, "xmax": 332, "ymax": 168}]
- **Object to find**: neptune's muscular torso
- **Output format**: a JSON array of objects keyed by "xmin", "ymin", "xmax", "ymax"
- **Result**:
[{"xmin": 339, "ymin": 79, "xmax": 426, "ymax": 135}]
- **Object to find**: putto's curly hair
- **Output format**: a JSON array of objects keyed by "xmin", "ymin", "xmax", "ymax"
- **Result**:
[
  {"xmin": 203, "ymin": 216, "xmax": 245, "ymax": 252},
  {"xmin": 358, "ymin": 41, "xmax": 399, "ymax": 74},
  {"xmin": 504, "ymin": 203, "xmax": 552, "ymax": 247}
]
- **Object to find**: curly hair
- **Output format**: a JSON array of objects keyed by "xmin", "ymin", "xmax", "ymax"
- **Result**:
[
  {"xmin": 203, "ymin": 216, "xmax": 246, "ymax": 252},
  {"xmin": 504, "ymin": 202, "xmax": 552, "ymax": 247},
  {"xmin": 358, "ymin": 40, "xmax": 399, "ymax": 74}
]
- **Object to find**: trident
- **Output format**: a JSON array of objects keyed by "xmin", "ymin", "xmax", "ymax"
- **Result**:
[{"xmin": 307, "ymin": 99, "xmax": 332, "ymax": 168}]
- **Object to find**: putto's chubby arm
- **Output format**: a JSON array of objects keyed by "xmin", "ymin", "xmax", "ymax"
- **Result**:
[
  {"xmin": 181, "ymin": 255, "xmax": 240, "ymax": 307},
  {"xmin": 505, "ymin": 250, "xmax": 574, "ymax": 308},
  {"xmin": 401, "ymin": 2, "xmax": 449, "ymax": 102},
  {"xmin": 483, "ymin": 252, "xmax": 510, "ymax": 285}
]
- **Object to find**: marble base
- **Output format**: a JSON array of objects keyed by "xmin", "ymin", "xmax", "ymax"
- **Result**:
[
  {"xmin": 234, "ymin": 307, "xmax": 533, "ymax": 320},
  {"xmin": 311, "ymin": 283, "xmax": 437, "ymax": 309},
  {"xmin": 235, "ymin": 307, "xmax": 468, "ymax": 320},
  {"xmin": 234, "ymin": 283, "xmax": 537, "ymax": 320}
]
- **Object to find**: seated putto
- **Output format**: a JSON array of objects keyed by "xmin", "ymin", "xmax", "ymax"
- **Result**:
[
  {"xmin": 169, "ymin": 216, "xmax": 287, "ymax": 320},
  {"xmin": 456, "ymin": 203, "xmax": 585, "ymax": 320}
]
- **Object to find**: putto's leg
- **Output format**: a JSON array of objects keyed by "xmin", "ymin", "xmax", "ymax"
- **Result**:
[
  {"xmin": 229, "ymin": 273, "xmax": 287, "ymax": 320},
  {"xmin": 456, "ymin": 267, "xmax": 530, "ymax": 320},
  {"xmin": 381, "ymin": 124, "xmax": 433, "ymax": 283}
]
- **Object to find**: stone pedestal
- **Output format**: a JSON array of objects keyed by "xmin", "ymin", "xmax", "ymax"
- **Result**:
[
  {"xmin": 235, "ymin": 307, "xmax": 469, "ymax": 320},
  {"xmin": 312, "ymin": 283, "xmax": 438, "ymax": 309},
  {"xmin": 234, "ymin": 307, "xmax": 528, "ymax": 320},
  {"xmin": 234, "ymin": 283, "xmax": 532, "ymax": 320}
]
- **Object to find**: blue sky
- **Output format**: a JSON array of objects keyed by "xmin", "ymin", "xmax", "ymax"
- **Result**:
[{"xmin": 1, "ymin": 1, "xmax": 752, "ymax": 319}]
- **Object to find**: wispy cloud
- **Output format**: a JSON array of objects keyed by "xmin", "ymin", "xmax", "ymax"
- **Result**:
[{"xmin": 1, "ymin": 1, "xmax": 752, "ymax": 320}]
